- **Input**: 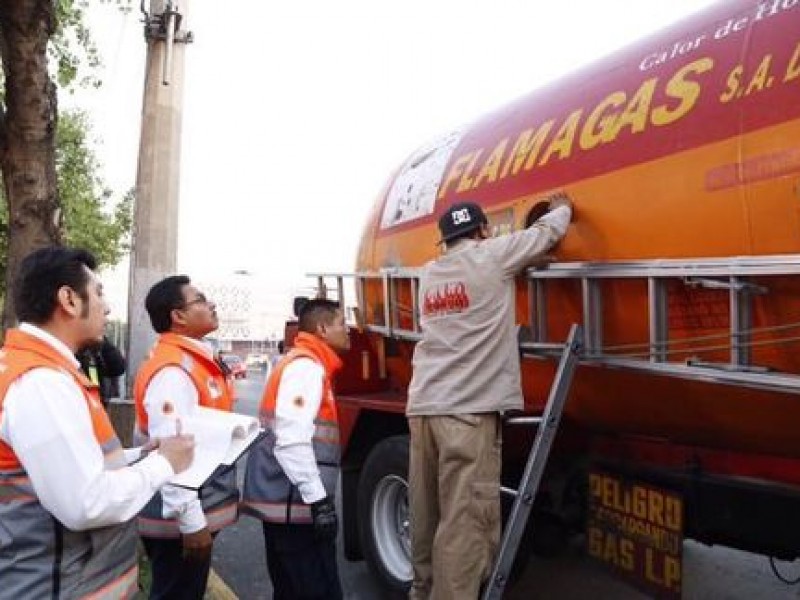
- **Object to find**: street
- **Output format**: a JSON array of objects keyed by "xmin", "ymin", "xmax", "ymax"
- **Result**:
[
  {"xmin": 213, "ymin": 372, "xmax": 800, "ymax": 599},
  {"xmin": 213, "ymin": 372, "xmax": 385, "ymax": 600}
]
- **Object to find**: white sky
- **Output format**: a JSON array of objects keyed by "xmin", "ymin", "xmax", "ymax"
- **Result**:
[{"xmin": 76, "ymin": 0, "xmax": 717, "ymax": 332}]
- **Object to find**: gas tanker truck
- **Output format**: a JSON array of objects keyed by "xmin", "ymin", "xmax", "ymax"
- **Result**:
[{"xmin": 308, "ymin": 0, "xmax": 800, "ymax": 595}]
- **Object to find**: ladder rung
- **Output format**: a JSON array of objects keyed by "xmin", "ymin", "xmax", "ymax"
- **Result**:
[
  {"xmin": 685, "ymin": 359, "xmax": 771, "ymax": 374},
  {"xmin": 366, "ymin": 325, "xmax": 421, "ymax": 341},
  {"xmin": 505, "ymin": 416, "xmax": 544, "ymax": 426},
  {"xmin": 519, "ymin": 341, "xmax": 565, "ymax": 353},
  {"xmin": 500, "ymin": 486, "xmax": 518, "ymax": 498}
]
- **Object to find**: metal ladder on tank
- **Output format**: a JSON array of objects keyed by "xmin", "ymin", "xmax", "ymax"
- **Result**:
[
  {"xmin": 481, "ymin": 323, "xmax": 582, "ymax": 600},
  {"xmin": 310, "ymin": 255, "xmax": 800, "ymax": 393},
  {"xmin": 309, "ymin": 269, "xmax": 585, "ymax": 599},
  {"xmin": 308, "ymin": 254, "xmax": 800, "ymax": 597},
  {"xmin": 519, "ymin": 254, "xmax": 800, "ymax": 393}
]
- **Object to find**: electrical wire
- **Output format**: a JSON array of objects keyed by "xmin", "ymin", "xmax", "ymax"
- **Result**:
[
  {"xmin": 591, "ymin": 322, "xmax": 800, "ymax": 360},
  {"xmin": 602, "ymin": 321, "xmax": 800, "ymax": 353},
  {"xmin": 599, "ymin": 334, "xmax": 800, "ymax": 361}
]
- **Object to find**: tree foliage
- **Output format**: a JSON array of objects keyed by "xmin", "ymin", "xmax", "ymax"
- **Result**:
[
  {"xmin": 51, "ymin": 0, "xmax": 132, "ymax": 89},
  {"xmin": 52, "ymin": 0, "xmax": 101, "ymax": 90},
  {"xmin": 0, "ymin": 110, "xmax": 133, "ymax": 294},
  {"xmin": 55, "ymin": 111, "xmax": 132, "ymax": 266}
]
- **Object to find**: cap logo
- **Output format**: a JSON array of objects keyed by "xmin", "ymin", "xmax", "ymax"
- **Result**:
[{"xmin": 452, "ymin": 208, "xmax": 472, "ymax": 225}]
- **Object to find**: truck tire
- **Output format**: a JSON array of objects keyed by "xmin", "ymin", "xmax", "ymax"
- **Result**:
[{"xmin": 357, "ymin": 435, "xmax": 413, "ymax": 594}]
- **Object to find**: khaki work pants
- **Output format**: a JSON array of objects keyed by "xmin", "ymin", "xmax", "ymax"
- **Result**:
[{"xmin": 408, "ymin": 413, "xmax": 502, "ymax": 600}]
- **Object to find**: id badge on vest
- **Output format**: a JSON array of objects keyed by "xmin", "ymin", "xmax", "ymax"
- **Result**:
[{"xmin": 207, "ymin": 377, "xmax": 222, "ymax": 400}]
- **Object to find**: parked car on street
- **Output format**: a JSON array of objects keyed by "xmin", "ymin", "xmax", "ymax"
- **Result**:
[
  {"xmin": 245, "ymin": 353, "xmax": 268, "ymax": 369},
  {"xmin": 220, "ymin": 353, "xmax": 247, "ymax": 379}
]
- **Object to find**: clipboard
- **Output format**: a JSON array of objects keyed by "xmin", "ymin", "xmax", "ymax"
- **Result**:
[{"xmin": 161, "ymin": 406, "xmax": 264, "ymax": 490}]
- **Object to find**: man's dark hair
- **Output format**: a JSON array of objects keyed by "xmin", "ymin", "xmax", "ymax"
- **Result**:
[
  {"xmin": 13, "ymin": 246, "xmax": 97, "ymax": 324},
  {"xmin": 145, "ymin": 275, "xmax": 191, "ymax": 333},
  {"xmin": 298, "ymin": 298, "xmax": 340, "ymax": 333}
]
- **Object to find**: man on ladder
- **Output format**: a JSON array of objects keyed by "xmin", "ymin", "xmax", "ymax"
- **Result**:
[{"xmin": 406, "ymin": 195, "xmax": 572, "ymax": 600}]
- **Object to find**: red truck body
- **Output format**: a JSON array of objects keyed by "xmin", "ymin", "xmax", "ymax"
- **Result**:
[{"xmin": 318, "ymin": 0, "xmax": 800, "ymax": 594}]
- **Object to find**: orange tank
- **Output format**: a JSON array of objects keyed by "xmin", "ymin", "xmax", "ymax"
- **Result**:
[
  {"xmin": 334, "ymin": 1, "xmax": 800, "ymax": 591},
  {"xmin": 353, "ymin": 0, "xmax": 800, "ymax": 459}
]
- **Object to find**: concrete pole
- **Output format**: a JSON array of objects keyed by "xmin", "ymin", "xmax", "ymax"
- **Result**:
[{"xmin": 126, "ymin": 0, "xmax": 192, "ymax": 393}]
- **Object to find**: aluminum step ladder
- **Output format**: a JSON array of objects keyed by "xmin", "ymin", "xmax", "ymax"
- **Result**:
[{"xmin": 480, "ymin": 323, "xmax": 582, "ymax": 600}]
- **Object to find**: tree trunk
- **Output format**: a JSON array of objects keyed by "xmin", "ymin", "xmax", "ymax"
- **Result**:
[{"xmin": 0, "ymin": 0, "xmax": 62, "ymax": 330}]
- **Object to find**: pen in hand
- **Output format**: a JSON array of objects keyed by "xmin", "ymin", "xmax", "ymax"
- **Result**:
[{"xmin": 158, "ymin": 418, "xmax": 195, "ymax": 474}]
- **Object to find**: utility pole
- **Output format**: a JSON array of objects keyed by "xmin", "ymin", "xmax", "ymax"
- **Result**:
[{"xmin": 126, "ymin": 0, "xmax": 192, "ymax": 390}]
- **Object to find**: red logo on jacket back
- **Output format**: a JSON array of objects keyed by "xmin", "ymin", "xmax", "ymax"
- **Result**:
[{"xmin": 423, "ymin": 282, "xmax": 470, "ymax": 316}]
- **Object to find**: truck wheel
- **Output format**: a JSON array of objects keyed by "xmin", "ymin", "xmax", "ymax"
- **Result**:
[{"xmin": 358, "ymin": 435, "xmax": 413, "ymax": 593}]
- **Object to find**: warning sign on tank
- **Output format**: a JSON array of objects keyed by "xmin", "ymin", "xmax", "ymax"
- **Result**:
[
  {"xmin": 380, "ymin": 129, "xmax": 463, "ymax": 230},
  {"xmin": 587, "ymin": 471, "xmax": 683, "ymax": 599}
]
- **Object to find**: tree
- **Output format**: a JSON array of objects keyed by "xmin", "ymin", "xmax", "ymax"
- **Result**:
[
  {"xmin": 0, "ymin": 0, "xmax": 127, "ymax": 327},
  {"xmin": 0, "ymin": 109, "xmax": 132, "ymax": 298},
  {"xmin": 0, "ymin": 1, "xmax": 61, "ymax": 327}
]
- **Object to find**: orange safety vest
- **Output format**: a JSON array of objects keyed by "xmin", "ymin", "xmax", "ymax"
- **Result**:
[
  {"xmin": 0, "ymin": 328, "xmax": 137, "ymax": 599},
  {"xmin": 241, "ymin": 332, "xmax": 342, "ymax": 523},
  {"xmin": 134, "ymin": 332, "xmax": 234, "ymax": 440},
  {"xmin": 133, "ymin": 332, "xmax": 238, "ymax": 538}
]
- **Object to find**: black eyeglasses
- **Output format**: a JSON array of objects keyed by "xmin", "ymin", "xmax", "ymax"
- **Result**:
[{"xmin": 182, "ymin": 293, "xmax": 209, "ymax": 308}]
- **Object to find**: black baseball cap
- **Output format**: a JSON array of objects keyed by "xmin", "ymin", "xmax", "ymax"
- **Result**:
[{"xmin": 437, "ymin": 201, "xmax": 488, "ymax": 244}]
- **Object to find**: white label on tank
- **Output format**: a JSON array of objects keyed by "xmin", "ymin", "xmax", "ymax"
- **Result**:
[{"xmin": 381, "ymin": 129, "xmax": 463, "ymax": 229}]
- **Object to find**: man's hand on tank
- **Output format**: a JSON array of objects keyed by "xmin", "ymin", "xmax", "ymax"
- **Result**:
[{"xmin": 549, "ymin": 192, "xmax": 573, "ymax": 215}]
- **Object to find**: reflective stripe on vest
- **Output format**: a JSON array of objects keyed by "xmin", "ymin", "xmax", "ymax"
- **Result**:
[
  {"xmin": 0, "ymin": 329, "xmax": 138, "ymax": 599},
  {"xmin": 137, "ymin": 496, "xmax": 239, "ymax": 538},
  {"xmin": 241, "ymin": 345, "xmax": 341, "ymax": 524},
  {"xmin": 133, "ymin": 334, "xmax": 239, "ymax": 538},
  {"xmin": 82, "ymin": 564, "xmax": 138, "ymax": 600}
]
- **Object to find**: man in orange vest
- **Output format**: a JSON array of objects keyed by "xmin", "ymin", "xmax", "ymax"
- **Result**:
[
  {"xmin": 134, "ymin": 275, "xmax": 239, "ymax": 600},
  {"xmin": 242, "ymin": 298, "xmax": 350, "ymax": 600},
  {"xmin": 0, "ymin": 246, "xmax": 195, "ymax": 599}
]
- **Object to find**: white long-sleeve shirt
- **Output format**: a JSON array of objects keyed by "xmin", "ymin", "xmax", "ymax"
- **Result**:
[
  {"xmin": 0, "ymin": 323, "xmax": 174, "ymax": 532},
  {"xmin": 142, "ymin": 335, "xmax": 217, "ymax": 534},
  {"xmin": 272, "ymin": 357, "xmax": 327, "ymax": 504}
]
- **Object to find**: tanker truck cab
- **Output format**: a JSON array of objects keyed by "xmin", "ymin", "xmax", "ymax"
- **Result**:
[{"xmin": 310, "ymin": 1, "xmax": 800, "ymax": 596}]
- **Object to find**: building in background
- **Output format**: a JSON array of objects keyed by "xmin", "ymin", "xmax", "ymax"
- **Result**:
[
  {"xmin": 196, "ymin": 271, "xmax": 288, "ymax": 358},
  {"xmin": 103, "ymin": 263, "xmax": 298, "ymax": 362}
]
